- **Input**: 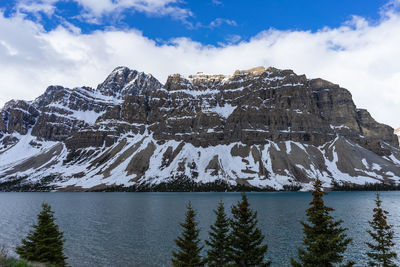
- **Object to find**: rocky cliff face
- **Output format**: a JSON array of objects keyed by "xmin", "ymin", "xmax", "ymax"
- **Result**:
[{"xmin": 0, "ymin": 66, "xmax": 399, "ymax": 191}]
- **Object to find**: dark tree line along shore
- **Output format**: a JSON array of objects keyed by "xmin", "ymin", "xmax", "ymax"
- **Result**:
[
  {"xmin": 0, "ymin": 180, "xmax": 398, "ymax": 266},
  {"xmin": 3, "ymin": 174, "xmax": 400, "ymax": 192}
]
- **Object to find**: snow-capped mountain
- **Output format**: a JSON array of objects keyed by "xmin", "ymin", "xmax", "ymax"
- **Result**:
[{"xmin": 0, "ymin": 66, "xmax": 399, "ymax": 191}]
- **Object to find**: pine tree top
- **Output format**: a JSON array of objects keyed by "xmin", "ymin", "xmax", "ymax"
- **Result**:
[
  {"xmin": 206, "ymin": 200, "xmax": 230, "ymax": 267},
  {"xmin": 207, "ymin": 200, "xmax": 229, "ymax": 242},
  {"xmin": 291, "ymin": 178, "xmax": 353, "ymax": 267},
  {"xmin": 16, "ymin": 203, "xmax": 67, "ymax": 267},
  {"xmin": 366, "ymin": 193, "xmax": 397, "ymax": 267},
  {"xmin": 230, "ymin": 193, "xmax": 270, "ymax": 266},
  {"xmin": 172, "ymin": 201, "xmax": 204, "ymax": 267}
]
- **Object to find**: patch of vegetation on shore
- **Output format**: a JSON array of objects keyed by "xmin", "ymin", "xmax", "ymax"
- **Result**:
[
  {"xmin": 331, "ymin": 181, "xmax": 400, "ymax": 191},
  {"xmin": 0, "ymin": 250, "xmax": 51, "ymax": 267},
  {"xmin": 0, "ymin": 176, "xmax": 57, "ymax": 192},
  {"xmin": 0, "ymin": 257, "xmax": 28, "ymax": 267},
  {"xmin": 93, "ymin": 177, "xmax": 302, "ymax": 192},
  {"xmin": 0, "ymin": 257, "xmax": 36, "ymax": 267}
]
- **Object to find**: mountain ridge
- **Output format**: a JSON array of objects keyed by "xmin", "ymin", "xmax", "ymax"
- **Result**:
[{"xmin": 0, "ymin": 66, "xmax": 399, "ymax": 191}]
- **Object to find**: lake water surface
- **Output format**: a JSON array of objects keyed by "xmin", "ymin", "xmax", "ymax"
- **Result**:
[{"xmin": 1, "ymin": 192, "xmax": 400, "ymax": 266}]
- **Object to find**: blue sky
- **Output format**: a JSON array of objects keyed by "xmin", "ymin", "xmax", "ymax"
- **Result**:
[
  {"xmin": 0, "ymin": 0, "xmax": 390, "ymax": 45},
  {"xmin": 0, "ymin": 0, "xmax": 399, "ymax": 127}
]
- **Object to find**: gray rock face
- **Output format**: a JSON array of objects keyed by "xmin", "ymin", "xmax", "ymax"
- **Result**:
[
  {"xmin": 0, "ymin": 100, "xmax": 40, "ymax": 135},
  {"xmin": 84, "ymin": 66, "xmax": 397, "ymax": 152},
  {"xmin": 0, "ymin": 66, "xmax": 399, "ymax": 191},
  {"xmin": 31, "ymin": 85, "xmax": 110, "ymax": 141}
]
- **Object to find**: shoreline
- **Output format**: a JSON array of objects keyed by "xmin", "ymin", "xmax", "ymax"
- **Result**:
[{"xmin": 1, "ymin": 183, "xmax": 399, "ymax": 193}]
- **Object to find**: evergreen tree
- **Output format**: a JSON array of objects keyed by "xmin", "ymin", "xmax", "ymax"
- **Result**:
[
  {"xmin": 291, "ymin": 178, "xmax": 353, "ymax": 267},
  {"xmin": 366, "ymin": 193, "xmax": 398, "ymax": 267},
  {"xmin": 172, "ymin": 201, "xmax": 204, "ymax": 267},
  {"xmin": 206, "ymin": 200, "xmax": 230, "ymax": 267},
  {"xmin": 16, "ymin": 203, "xmax": 67, "ymax": 267},
  {"xmin": 230, "ymin": 192, "xmax": 270, "ymax": 267}
]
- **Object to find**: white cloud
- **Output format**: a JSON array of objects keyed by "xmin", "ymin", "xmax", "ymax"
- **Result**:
[
  {"xmin": 76, "ymin": 0, "xmax": 194, "ymax": 24},
  {"xmin": 221, "ymin": 34, "xmax": 241, "ymax": 45},
  {"xmin": 208, "ymin": 18, "xmax": 237, "ymax": 28},
  {"xmin": 212, "ymin": 0, "xmax": 223, "ymax": 6},
  {"xmin": 16, "ymin": 0, "xmax": 58, "ymax": 16},
  {"xmin": 0, "ymin": 8, "xmax": 400, "ymax": 128},
  {"xmin": 15, "ymin": 0, "xmax": 193, "ymax": 24}
]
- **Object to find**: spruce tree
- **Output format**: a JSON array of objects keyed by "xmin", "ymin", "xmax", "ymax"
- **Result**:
[
  {"xmin": 291, "ymin": 178, "xmax": 353, "ymax": 267},
  {"xmin": 205, "ymin": 200, "xmax": 230, "ymax": 267},
  {"xmin": 230, "ymin": 192, "xmax": 270, "ymax": 267},
  {"xmin": 172, "ymin": 201, "xmax": 204, "ymax": 267},
  {"xmin": 16, "ymin": 203, "xmax": 67, "ymax": 267},
  {"xmin": 366, "ymin": 193, "xmax": 398, "ymax": 267}
]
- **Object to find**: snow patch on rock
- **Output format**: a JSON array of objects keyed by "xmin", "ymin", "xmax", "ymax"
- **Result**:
[{"xmin": 209, "ymin": 104, "xmax": 236, "ymax": 119}]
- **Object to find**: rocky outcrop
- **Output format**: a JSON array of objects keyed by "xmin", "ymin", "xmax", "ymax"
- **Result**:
[
  {"xmin": 31, "ymin": 86, "xmax": 111, "ymax": 141},
  {"xmin": 0, "ymin": 66, "xmax": 399, "ymax": 191},
  {"xmin": 0, "ymin": 100, "xmax": 40, "ymax": 135}
]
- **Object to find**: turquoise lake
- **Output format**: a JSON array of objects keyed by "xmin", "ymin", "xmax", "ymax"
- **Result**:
[{"xmin": 0, "ymin": 192, "xmax": 399, "ymax": 266}]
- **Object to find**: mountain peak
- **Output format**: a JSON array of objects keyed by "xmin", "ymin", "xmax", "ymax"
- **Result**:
[
  {"xmin": 111, "ymin": 66, "xmax": 131, "ymax": 73},
  {"xmin": 186, "ymin": 66, "xmax": 269, "ymax": 82},
  {"xmin": 32, "ymin": 85, "xmax": 67, "ymax": 108},
  {"xmin": 97, "ymin": 66, "xmax": 162, "ymax": 98},
  {"xmin": 233, "ymin": 66, "xmax": 267, "ymax": 76}
]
